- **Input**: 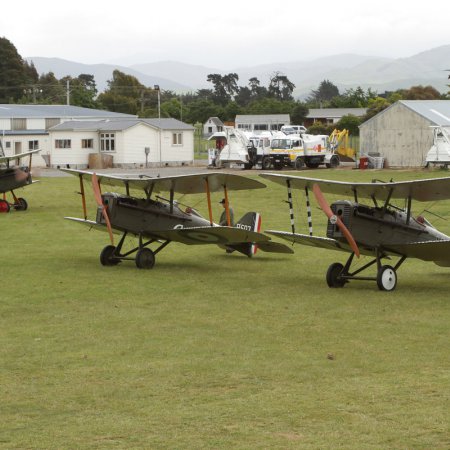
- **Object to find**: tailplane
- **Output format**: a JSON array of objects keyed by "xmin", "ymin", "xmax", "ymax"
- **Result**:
[{"xmin": 227, "ymin": 212, "xmax": 261, "ymax": 257}]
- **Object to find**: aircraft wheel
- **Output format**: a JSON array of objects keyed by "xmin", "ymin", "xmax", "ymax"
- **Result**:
[
  {"xmin": 14, "ymin": 197, "xmax": 28, "ymax": 211},
  {"xmin": 135, "ymin": 248, "xmax": 155, "ymax": 269},
  {"xmin": 377, "ymin": 265, "xmax": 397, "ymax": 291},
  {"xmin": 326, "ymin": 262, "xmax": 346, "ymax": 288},
  {"xmin": 261, "ymin": 156, "xmax": 272, "ymax": 170},
  {"xmin": 100, "ymin": 245, "xmax": 120, "ymax": 266},
  {"xmin": 0, "ymin": 199, "xmax": 10, "ymax": 213}
]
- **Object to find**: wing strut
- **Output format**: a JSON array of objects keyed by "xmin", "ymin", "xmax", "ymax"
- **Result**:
[
  {"xmin": 223, "ymin": 184, "xmax": 231, "ymax": 226},
  {"xmin": 204, "ymin": 177, "xmax": 213, "ymax": 226},
  {"xmin": 286, "ymin": 179, "xmax": 296, "ymax": 234},
  {"xmin": 78, "ymin": 173, "xmax": 87, "ymax": 220},
  {"xmin": 305, "ymin": 186, "xmax": 313, "ymax": 236}
]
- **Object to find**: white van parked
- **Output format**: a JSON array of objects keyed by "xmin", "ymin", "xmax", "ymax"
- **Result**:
[{"xmin": 281, "ymin": 125, "xmax": 307, "ymax": 135}]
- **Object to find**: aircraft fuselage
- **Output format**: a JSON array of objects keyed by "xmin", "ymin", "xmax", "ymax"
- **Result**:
[
  {"xmin": 98, "ymin": 192, "xmax": 212, "ymax": 236},
  {"xmin": 328, "ymin": 200, "xmax": 449, "ymax": 252},
  {"xmin": 0, "ymin": 168, "xmax": 32, "ymax": 193}
]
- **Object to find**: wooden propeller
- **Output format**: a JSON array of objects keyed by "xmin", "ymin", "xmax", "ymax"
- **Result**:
[
  {"xmin": 312, "ymin": 183, "xmax": 360, "ymax": 258},
  {"xmin": 92, "ymin": 173, "xmax": 114, "ymax": 245}
]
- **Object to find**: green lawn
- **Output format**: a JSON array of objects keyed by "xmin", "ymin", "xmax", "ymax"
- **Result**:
[{"xmin": 1, "ymin": 168, "xmax": 449, "ymax": 449}]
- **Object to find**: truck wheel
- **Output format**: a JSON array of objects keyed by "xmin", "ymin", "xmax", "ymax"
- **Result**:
[
  {"xmin": 305, "ymin": 161, "xmax": 320, "ymax": 169},
  {"xmin": 262, "ymin": 156, "xmax": 272, "ymax": 170},
  {"xmin": 326, "ymin": 155, "xmax": 340, "ymax": 168},
  {"xmin": 295, "ymin": 158, "xmax": 304, "ymax": 170},
  {"xmin": 243, "ymin": 162, "xmax": 253, "ymax": 170},
  {"xmin": 274, "ymin": 162, "xmax": 283, "ymax": 170}
]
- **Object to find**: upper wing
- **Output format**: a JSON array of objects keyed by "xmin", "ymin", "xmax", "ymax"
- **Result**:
[
  {"xmin": 260, "ymin": 173, "xmax": 450, "ymax": 202},
  {"xmin": 61, "ymin": 168, "xmax": 266, "ymax": 194},
  {"xmin": 0, "ymin": 149, "xmax": 41, "ymax": 164}
]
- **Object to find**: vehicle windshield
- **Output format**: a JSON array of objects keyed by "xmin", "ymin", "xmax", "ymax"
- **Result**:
[{"xmin": 271, "ymin": 139, "xmax": 291, "ymax": 149}]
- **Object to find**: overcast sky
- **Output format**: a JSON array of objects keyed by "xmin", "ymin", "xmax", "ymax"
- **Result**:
[{"xmin": 2, "ymin": 0, "xmax": 449, "ymax": 69}]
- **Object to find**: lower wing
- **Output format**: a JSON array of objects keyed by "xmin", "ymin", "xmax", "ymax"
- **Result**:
[
  {"xmin": 265, "ymin": 230, "xmax": 349, "ymax": 253},
  {"xmin": 64, "ymin": 219, "xmax": 293, "ymax": 253},
  {"xmin": 386, "ymin": 240, "xmax": 450, "ymax": 266}
]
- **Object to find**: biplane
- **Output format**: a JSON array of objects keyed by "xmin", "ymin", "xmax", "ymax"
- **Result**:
[
  {"xmin": 0, "ymin": 145, "xmax": 40, "ymax": 212},
  {"xmin": 62, "ymin": 169, "xmax": 293, "ymax": 269},
  {"xmin": 260, "ymin": 173, "xmax": 450, "ymax": 291}
]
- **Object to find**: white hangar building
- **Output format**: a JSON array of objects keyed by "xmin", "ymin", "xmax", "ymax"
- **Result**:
[
  {"xmin": 50, "ymin": 118, "xmax": 194, "ymax": 168},
  {"xmin": 0, "ymin": 104, "xmax": 195, "ymax": 168},
  {"xmin": 359, "ymin": 100, "xmax": 450, "ymax": 167}
]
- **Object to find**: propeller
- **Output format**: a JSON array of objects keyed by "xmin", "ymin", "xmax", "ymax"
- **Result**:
[
  {"xmin": 312, "ymin": 183, "xmax": 360, "ymax": 258},
  {"xmin": 92, "ymin": 173, "xmax": 114, "ymax": 245}
]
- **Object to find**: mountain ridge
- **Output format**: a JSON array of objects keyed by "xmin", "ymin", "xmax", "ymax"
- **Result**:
[{"xmin": 26, "ymin": 45, "xmax": 450, "ymax": 98}]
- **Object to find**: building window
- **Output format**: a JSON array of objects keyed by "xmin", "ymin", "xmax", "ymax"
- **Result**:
[
  {"xmin": 5, "ymin": 141, "xmax": 11, "ymax": 149},
  {"xmin": 45, "ymin": 118, "xmax": 60, "ymax": 130},
  {"xmin": 82, "ymin": 139, "xmax": 94, "ymax": 149},
  {"xmin": 172, "ymin": 133, "xmax": 182, "ymax": 145},
  {"xmin": 208, "ymin": 127, "xmax": 213, "ymax": 133},
  {"xmin": 100, "ymin": 133, "xmax": 115, "ymax": 152},
  {"xmin": 12, "ymin": 118, "xmax": 26, "ymax": 130},
  {"xmin": 28, "ymin": 140, "xmax": 39, "ymax": 150},
  {"xmin": 254, "ymin": 124, "xmax": 268, "ymax": 131},
  {"xmin": 55, "ymin": 139, "xmax": 71, "ymax": 149}
]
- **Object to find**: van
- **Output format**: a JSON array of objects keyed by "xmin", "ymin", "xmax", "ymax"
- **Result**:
[{"xmin": 281, "ymin": 125, "xmax": 307, "ymax": 135}]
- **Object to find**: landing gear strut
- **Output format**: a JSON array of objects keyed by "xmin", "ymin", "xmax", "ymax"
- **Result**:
[
  {"xmin": 99, "ymin": 232, "xmax": 170, "ymax": 269},
  {"xmin": 326, "ymin": 250, "xmax": 406, "ymax": 291}
]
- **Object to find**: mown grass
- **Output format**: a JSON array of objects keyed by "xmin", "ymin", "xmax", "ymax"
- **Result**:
[{"xmin": 1, "ymin": 168, "xmax": 449, "ymax": 449}]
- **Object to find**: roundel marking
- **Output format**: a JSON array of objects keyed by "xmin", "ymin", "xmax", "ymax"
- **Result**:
[{"xmin": 183, "ymin": 230, "xmax": 228, "ymax": 244}]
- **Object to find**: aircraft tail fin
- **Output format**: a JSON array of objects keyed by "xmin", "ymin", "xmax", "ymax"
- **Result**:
[{"xmin": 228, "ymin": 212, "xmax": 261, "ymax": 257}]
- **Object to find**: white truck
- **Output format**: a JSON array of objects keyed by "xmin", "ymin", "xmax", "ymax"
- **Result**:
[
  {"xmin": 425, "ymin": 126, "xmax": 450, "ymax": 168},
  {"xmin": 208, "ymin": 127, "xmax": 279, "ymax": 169},
  {"xmin": 269, "ymin": 134, "xmax": 340, "ymax": 170}
]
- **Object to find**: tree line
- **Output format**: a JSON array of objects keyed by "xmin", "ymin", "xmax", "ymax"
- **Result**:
[{"xmin": 1, "ymin": 37, "xmax": 449, "ymax": 136}]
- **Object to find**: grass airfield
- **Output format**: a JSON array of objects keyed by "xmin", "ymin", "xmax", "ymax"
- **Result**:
[{"xmin": 1, "ymin": 168, "xmax": 449, "ymax": 449}]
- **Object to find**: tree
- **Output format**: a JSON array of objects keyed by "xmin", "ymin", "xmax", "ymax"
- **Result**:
[
  {"xmin": 97, "ymin": 70, "xmax": 151, "ymax": 114},
  {"xmin": 335, "ymin": 114, "xmax": 362, "ymax": 135},
  {"xmin": 331, "ymin": 87, "xmax": 377, "ymax": 108},
  {"xmin": 363, "ymin": 97, "xmax": 391, "ymax": 121},
  {"xmin": 206, "ymin": 73, "xmax": 239, "ymax": 106},
  {"xmin": 0, "ymin": 37, "xmax": 38, "ymax": 103},
  {"xmin": 308, "ymin": 80, "xmax": 339, "ymax": 106},
  {"xmin": 268, "ymin": 72, "xmax": 295, "ymax": 101},
  {"xmin": 401, "ymin": 85, "xmax": 442, "ymax": 100},
  {"xmin": 183, "ymin": 98, "xmax": 223, "ymax": 124},
  {"xmin": 290, "ymin": 101, "xmax": 309, "ymax": 125},
  {"xmin": 64, "ymin": 74, "xmax": 98, "ymax": 108}
]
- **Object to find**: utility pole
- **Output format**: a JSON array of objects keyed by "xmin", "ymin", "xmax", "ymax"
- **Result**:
[{"xmin": 66, "ymin": 80, "xmax": 70, "ymax": 105}]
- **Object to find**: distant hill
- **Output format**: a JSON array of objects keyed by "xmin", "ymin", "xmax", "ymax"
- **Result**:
[
  {"xmin": 26, "ymin": 45, "xmax": 450, "ymax": 98},
  {"xmin": 25, "ymin": 57, "xmax": 192, "ymax": 92}
]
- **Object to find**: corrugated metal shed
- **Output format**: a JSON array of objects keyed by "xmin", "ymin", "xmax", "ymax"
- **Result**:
[{"xmin": 359, "ymin": 100, "xmax": 450, "ymax": 167}]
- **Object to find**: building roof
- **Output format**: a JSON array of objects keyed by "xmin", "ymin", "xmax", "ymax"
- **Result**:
[
  {"xmin": 206, "ymin": 117, "xmax": 224, "ymax": 126},
  {"xmin": 399, "ymin": 100, "xmax": 450, "ymax": 126},
  {"xmin": 50, "ymin": 118, "xmax": 194, "ymax": 132},
  {"xmin": 1, "ymin": 129, "xmax": 49, "ymax": 136},
  {"xmin": 360, "ymin": 100, "xmax": 450, "ymax": 128},
  {"xmin": 307, "ymin": 108, "xmax": 367, "ymax": 119},
  {"xmin": 235, "ymin": 114, "xmax": 290, "ymax": 123},
  {"xmin": 0, "ymin": 104, "xmax": 137, "ymax": 119}
]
